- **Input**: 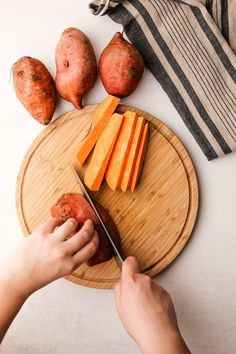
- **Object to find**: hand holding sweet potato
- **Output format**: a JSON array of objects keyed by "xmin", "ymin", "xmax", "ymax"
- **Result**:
[{"xmin": 51, "ymin": 193, "xmax": 121, "ymax": 266}]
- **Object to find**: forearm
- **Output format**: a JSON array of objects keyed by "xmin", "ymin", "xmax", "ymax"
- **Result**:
[
  {"xmin": 139, "ymin": 328, "xmax": 191, "ymax": 354},
  {"xmin": 0, "ymin": 218, "xmax": 98, "ymax": 344},
  {"xmin": 0, "ymin": 272, "xmax": 28, "ymax": 343}
]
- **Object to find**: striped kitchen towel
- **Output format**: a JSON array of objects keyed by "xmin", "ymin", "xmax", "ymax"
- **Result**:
[{"xmin": 89, "ymin": 0, "xmax": 236, "ymax": 160}]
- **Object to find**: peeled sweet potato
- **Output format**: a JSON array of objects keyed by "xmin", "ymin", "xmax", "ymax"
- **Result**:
[
  {"xmin": 106, "ymin": 111, "xmax": 137, "ymax": 190},
  {"xmin": 12, "ymin": 56, "xmax": 56, "ymax": 125},
  {"xmin": 121, "ymin": 116, "xmax": 145, "ymax": 192},
  {"xmin": 131, "ymin": 123, "xmax": 149, "ymax": 192},
  {"xmin": 55, "ymin": 27, "xmax": 97, "ymax": 109},
  {"xmin": 84, "ymin": 113, "xmax": 123, "ymax": 191},
  {"xmin": 99, "ymin": 32, "xmax": 144, "ymax": 97},
  {"xmin": 76, "ymin": 95, "xmax": 120, "ymax": 165},
  {"xmin": 51, "ymin": 193, "xmax": 121, "ymax": 266}
]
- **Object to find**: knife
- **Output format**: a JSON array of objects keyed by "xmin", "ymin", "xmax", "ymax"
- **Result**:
[{"xmin": 70, "ymin": 164, "xmax": 124, "ymax": 268}]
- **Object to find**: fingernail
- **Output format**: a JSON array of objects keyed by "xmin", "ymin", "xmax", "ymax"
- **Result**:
[{"xmin": 68, "ymin": 218, "xmax": 78, "ymax": 227}]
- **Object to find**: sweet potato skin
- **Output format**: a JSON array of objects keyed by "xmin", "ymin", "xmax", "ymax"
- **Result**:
[
  {"xmin": 51, "ymin": 193, "xmax": 121, "ymax": 266},
  {"xmin": 55, "ymin": 27, "xmax": 97, "ymax": 109},
  {"xmin": 13, "ymin": 56, "xmax": 56, "ymax": 125},
  {"xmin": 99, "ymin": 32, "xmax": 144, "ymax": 97},
  {"xmin": 88, "ymin": 201, "xmax": 121, "ymax": 266},
  {"xmin": 51, "ymin": 193, "xmax": 96, "ymax": 226}
]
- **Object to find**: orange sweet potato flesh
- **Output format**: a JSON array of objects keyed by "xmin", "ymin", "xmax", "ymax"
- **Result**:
[
  {"xmin": 76, "ymin": 95, "xmax": 120, "ymax": 165},
  {"xmin": 12, "ymin": 56, "xmax": 57, "ymax": 125},
  {"xmin": 51, "ymin": 193, "xmax": 121, "ymax": 266},
  {"xmin": 92, "ymin": 95, "xmax": 120, "ymax": 127},
  {"xmin": 84, "ymin": 113, "xmax": 123, "ymax": 191},
  {"xmin": 131, "ymin": 123, "xmax": 149, "ymax": 192},
  {"xmin": 121, "ymin": 117, "xmax": 145, "ymax": 192},
  {"xmin": 55, "ymin": 27, "xmax": 97, "ymax": 109},
  {"xmin": 106, "ymin": 111, "xmax": 137, "ymax": 190}
]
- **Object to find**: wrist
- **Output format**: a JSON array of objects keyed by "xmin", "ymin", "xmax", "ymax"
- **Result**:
[
  {"xmin": 138, "ymin": 326, "xmax": 190, "ymax": 354},
  {"xmin": 0, "ymin": 268, "xmax": 31, "ymax": 302}
]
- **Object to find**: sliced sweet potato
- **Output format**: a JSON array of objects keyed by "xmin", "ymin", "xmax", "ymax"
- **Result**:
[
  {"xmin": 121, "ymin": 116, "xmax": 145, "ymax": 192},
  {"xmin": 75, "ymin": 95, "xmax": 120, "ymax": 165},
  {"xmin": 91, "ymin": 95, "xmax": 119, "ymax": 126},
  {"xmin": 84, "ymin": 113, "xmax": 123, "ymax": 191},
  {"xmin": 106, "ymin": 111, "xmax": 137, "ymax": 190},
  {"xmin": 130, "ymin": 123, "xmax": 149, "ymax": 192}
]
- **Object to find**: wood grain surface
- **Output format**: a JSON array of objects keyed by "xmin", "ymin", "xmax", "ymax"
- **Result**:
[{"xmin": 16, "ymin": 104, "xmax": 199, "ymax": 289}]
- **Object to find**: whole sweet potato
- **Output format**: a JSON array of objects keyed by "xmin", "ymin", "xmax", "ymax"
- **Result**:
[
  {"xmin": 99, "ymin": 32, "xmax": 144, "ymax": 97},
  {"xmin": 13, "ymin": 56, "xmax": 56, "ymax": 125},
  {"xmin": 51, "ymin": 193, "xmax": 121, "ymax": 266},
  {"xmin": 55, "ymin": 27, "xmax": 97, "ymax": 109}
]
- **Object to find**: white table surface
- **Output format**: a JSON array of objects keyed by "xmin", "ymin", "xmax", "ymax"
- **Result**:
[{"xmin": 1, "ymin": 1, "xmax": 236, "ymax": 353}]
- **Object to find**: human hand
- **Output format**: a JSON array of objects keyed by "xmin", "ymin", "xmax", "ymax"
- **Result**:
[
  {"xmin": 1, "ymin": 218, "xmax": 98, "ymax": 299},
  {"xmin": 115, "ymin": 257, "xmax": 191, "ymax": 354}
]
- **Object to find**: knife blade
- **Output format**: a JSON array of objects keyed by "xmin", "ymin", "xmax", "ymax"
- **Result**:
[{"xmin": 70, "ymin": 164, "xmax": 124, "ymax": 268}]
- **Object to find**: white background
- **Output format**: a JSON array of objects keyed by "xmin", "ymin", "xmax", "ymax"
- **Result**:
[{"xmin": 0, "ymin": 1, "xmax": 236, "ymax": 353}]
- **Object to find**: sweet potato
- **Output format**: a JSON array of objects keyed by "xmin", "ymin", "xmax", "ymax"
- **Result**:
[
  {"xmin": 75, "ymin": 95, "xmax": 120, "ymax": 165},
  {"xmin": 51, "ymin": 193, "xmax": 96, "ymax": 226},
  {"xmin": 51, "ymin": 193, "xmax": 121, "ymax": 266},
  {"xmin": 106, "ymin": 111, "xmax": 137, "ymax": 190},
  {"xmin": 121, "ymin": 117, "xmax": 145, "ymax": 192},
  {"xmin": 131, "ymin": 123, "xmax": 149, "ymax": 192},
  {"xmin": 99, "ymin": 32, "xmax": 144, "ymax": 97},
  {"xmin": 88, "ymin": 201, "xmax": 121, "ymax": 266},
  {"xmin": 92, "ymin": 95, "xmax": 120, "ymax": 127},
  {"xmin": 84, "ymin": 113, "xmax": 123, "ymax": 191},
  {"xmin": 12, "ymin": 56, "xmax": 56, "ymax": 125},
  {"xmin": 55, "ymin": 27, "xmax": 97, "ymax": 109}
]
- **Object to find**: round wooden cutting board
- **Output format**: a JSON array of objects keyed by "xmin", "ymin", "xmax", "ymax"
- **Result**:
[{"xmin": 16, "ymin": 104, "xmax": 199, "ymax": 289}]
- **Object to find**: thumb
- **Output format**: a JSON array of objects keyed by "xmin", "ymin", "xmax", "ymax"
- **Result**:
[{"xmin": 122, "ymin": 256, "xmax": 139, "ymax": 279}]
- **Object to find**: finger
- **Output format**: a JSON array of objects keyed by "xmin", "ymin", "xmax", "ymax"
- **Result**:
[
  {"xmin": 72, "ymin": 231, "xmax": 99, "ymax": 267},
  {"xmin": 122, "ymin": 256, "xmax": 139, "ymax": 279},
  {"xmin": 65, "ymin": 220, "xmax": 94, "ymax": 254},
  {"xmin": 54, "ymin": 218, "xmax": 78, "ymax": 240},
  {"xmin": 37, "ymin": 218, "xmax": 63, "ymax": 234}
]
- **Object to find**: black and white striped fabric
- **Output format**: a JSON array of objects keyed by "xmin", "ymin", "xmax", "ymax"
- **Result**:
[{"xmin": 89, "ymin": 0, "xmax": 236, "ymax": 160}]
